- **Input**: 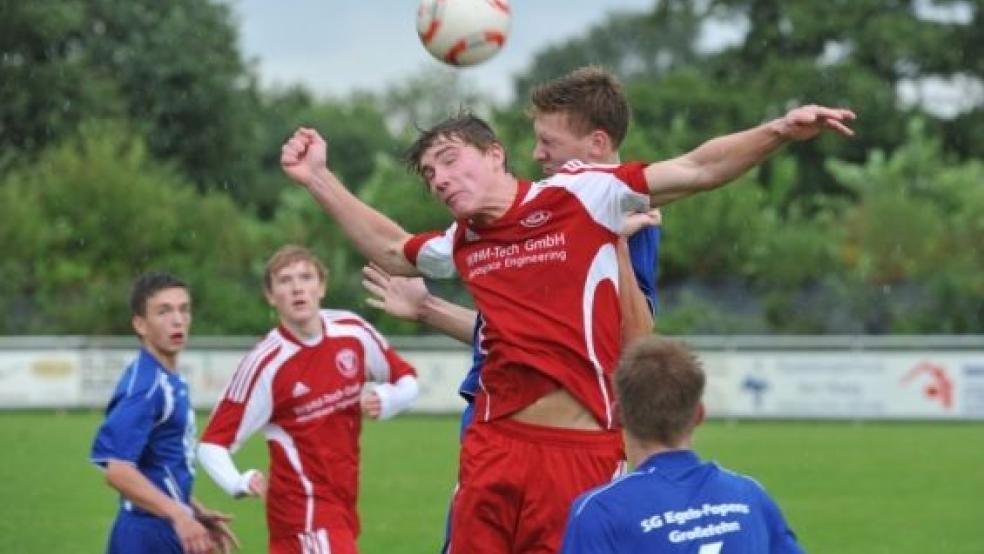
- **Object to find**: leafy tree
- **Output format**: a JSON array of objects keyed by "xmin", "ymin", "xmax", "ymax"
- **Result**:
[
  {"xmin": 0, "ymin": 0, "xmax": 264, "ymax": 202},
  {"xmin": 0, "ymin": 120, "xmax": 269, "ymax": 334},
  {"xmin": 828, "ymin": 118, "xmax": 983, "ymax": 332}
]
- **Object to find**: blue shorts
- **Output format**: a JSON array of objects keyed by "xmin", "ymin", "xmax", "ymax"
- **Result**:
[{"xmin": 108, "ymin": 511, "xmax": 181, "ymax": 554}]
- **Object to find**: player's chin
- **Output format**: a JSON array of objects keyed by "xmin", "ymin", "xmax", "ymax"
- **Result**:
[{"xmin": 445, "ymin": 199, "xmax": 472, "ymax": 219}]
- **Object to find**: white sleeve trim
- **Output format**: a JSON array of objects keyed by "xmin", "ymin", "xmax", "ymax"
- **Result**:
[
  {"xmin": 197, "ymin": 442, "xmax": 259, "ymax": 498},
  {"xmin": 415, "ymin": 224, "xmax": 458, "ymax": 279},
  {"xmin": 372, "ymin": 375, "xmax": 419, "ymax": 420}
]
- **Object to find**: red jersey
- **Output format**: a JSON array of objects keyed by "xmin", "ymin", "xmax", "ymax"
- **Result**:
[
  {"xmin": 404, "ymin": 161, "xmax": 650, "ymax": 429},
  {"xmin": 200, "ymin": 310, "xmax": 416, "ymax": 539}
]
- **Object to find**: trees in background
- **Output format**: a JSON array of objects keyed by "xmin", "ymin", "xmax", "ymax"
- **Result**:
[{"xmin": 1, "ymin": 0, "xmax": 980, "ymax": 334}]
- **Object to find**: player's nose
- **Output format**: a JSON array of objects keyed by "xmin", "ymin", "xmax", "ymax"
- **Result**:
[{"xmin": 431, "ymin": 170, "xmax": 451, "ymax": 193}]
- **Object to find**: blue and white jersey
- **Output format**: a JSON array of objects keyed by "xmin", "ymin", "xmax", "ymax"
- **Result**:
[
  {"xmin": 561, "ymin": 450, "xmax": 804, "ymax": 554},
  {"xmin": 90, "ymin": 348, "xmax": 197, "ymax": 515}
]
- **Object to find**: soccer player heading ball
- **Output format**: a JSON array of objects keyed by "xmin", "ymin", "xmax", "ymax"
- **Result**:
[{"xmin": 280, "ymin": 69, "xmax": 854, "ymax": 552}]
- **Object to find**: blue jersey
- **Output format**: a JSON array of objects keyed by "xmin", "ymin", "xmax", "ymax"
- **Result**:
[
  {"xmin": 628, "ymin": 226, "xmax": 660, "ymax": 315},
  {"xmin": 560, "ymin": 450, "xmax": 804, "ymax": 554},
  {"xmin": 90, "ymin": 349, "xmax": 197, "ymax": 518}
]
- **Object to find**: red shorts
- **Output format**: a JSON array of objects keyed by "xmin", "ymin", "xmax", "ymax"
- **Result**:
[
  {"xmin": 268, "ymin": 527, "xmax": 357, "ymax": 554},
  {"xmin": 447, "ymin": 418, "xmax": 624, "ymax": 554}
]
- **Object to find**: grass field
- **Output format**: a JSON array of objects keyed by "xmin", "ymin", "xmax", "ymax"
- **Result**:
[{"xmin": 0, "ymin": 412, "xmax": 981, "ymax": 553}]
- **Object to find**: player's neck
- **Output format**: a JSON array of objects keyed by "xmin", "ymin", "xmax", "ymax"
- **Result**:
[
  {"xmin": 469, "ymin": 175, "xmax": 518, "ymax": 226},
  {"xmin": 143, "ymin": 344, "xmax": 179, "ymax": 372},
  {"xmin": 593, "ymin": 151, "xmax": 620, "ymax": 165},
  {"xmin": 625, "ymin": 435, "xmax": 692, "ymax": 468},
  {"xmin": 282, "ymin": 317, "xmax": 324, "ymax": 345}
]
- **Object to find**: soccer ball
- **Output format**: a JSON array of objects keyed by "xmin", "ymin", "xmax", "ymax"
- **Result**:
[{"xmin": 416, "ymin": 0, "xmax": 511, "ymax": 67}]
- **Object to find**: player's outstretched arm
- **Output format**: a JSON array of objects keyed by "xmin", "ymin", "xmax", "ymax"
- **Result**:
[
  {"xmin": 643, "ymin": 104, "xmax": 856, "ymax": 206},
  {"xmin": 362, "ymin": 263, "xmax": 476, "ymax": 344},
  {"xmin": 104, "ymin": 460, "xmax": 214, "ymax": 554},
  {"xmin": 281, "ymin": 127, "xmax": 419, "ymax": 276}
]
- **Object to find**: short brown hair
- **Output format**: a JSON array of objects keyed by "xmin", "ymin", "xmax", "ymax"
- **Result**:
[
  {"xmin": 403, "ymin": 111, "xmax": 508, "ymax": 179},
  {"xmin": 614, "ymin": 337, "xmax": 705, "ymax": 446},
  {"xmin": 130, "ymin": 272, "xmax": 188, "ymax": 316},
  {"xmin": 529, "ymin": 66, "xmax": 630, "ymax": 147},
  {"xmin": 263, "ymin": 245, "xmax": 329, "ymax": 291}
]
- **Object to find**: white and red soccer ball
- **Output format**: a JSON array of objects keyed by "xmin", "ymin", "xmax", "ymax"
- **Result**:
[{"xmin": 416, "ymin": 0, "xmax": 511, "ymax": 67}]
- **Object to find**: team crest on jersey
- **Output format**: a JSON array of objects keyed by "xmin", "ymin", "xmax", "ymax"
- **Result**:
[
  {"xmin": 520, "ymin": 209, "xmax": 551, "ymax": 228},
  {"xmin": 335, "ymin": 348, "xmax": 359, "ymax": 379}
]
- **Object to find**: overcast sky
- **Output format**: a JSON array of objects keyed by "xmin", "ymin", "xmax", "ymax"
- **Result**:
[
  {"xmin": 223, "ymin": 1, "xmax": 978, "ymax": 114},
  {"xmin": 224, "ymin": 0, "xmax": 660, "ymax": 102}
]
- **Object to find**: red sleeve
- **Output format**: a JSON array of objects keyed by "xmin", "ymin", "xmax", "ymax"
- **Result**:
[
  {"xmin": 200, "ymin": 398, "xmax": 245, "ymax": 447},
  {"xmin": 383, "ymin": 348, "xmax": 417, "ymax": 383},
  {"xmin": 613, "ymin": 162, "xmax": 649, "ymax": 195},
  {"xmin": 200, "ymin": 343, "xmax": 280, "ymax": 447},
  {"xmin": 403, "ymin": 231, "xmax": 444, "ymax": 265}
]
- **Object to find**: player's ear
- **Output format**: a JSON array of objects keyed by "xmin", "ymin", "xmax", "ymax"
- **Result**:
[
  {"xmin": 694, "ymin": 402, "xmax": 706, "ymax": 427},
  {"xmin": 588, "ymin": 129, "xmax": 612, "ymax": 159},
  {"xmin": 488, "ymin": 142, "xmax": 507, "ymax": 169},
  {"xmin": 131, "ymin": 314, "xmax": 147, "ymax": 339}
]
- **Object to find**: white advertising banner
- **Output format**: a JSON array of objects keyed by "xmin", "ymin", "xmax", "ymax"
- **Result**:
[
  {"xmin": 700, "ymin": 351, "xmax": 984, "ymax": 420},
  {"xmin": 0, "ymin": 337, "xmax": 981, "ymax": 420}
]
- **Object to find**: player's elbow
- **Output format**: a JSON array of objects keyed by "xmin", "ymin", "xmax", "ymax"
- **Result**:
[
  {"xmin": 381, "ymin": 246, "xmax": 419, "ymax": 277},
  {"xmin": 103, "ymin": 460, "xmax": 128, "ymax": 490}
]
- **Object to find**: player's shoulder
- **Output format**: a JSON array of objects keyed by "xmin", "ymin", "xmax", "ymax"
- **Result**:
[
  {"xmin": 120, "ymin": 351, "xmax": 168, "ymax": 397},
  {"xmin": 324, "ymin": 310, "xmax": 392, "ymax": 353},
  {"xmin": 558, "ymin": 159, "xmax": 617, "ymax": 175},
  {"xmin": 570, "ymin": 470, "xmax": 647, "ymax": 519},
  {"xmin": 321, "ymin": 308, "xmax": 371, "ymax": 328},
  {"xmin": 235, "ymin": 329, "xmax": 292, "ymax": 377},
  {"xmin": 247, "ymin": 327, "xmax": 290, "ymax": 356},
  {"xmin": 535, "ymin": 160, "xmax": 647, "ymax": 192},
  {"xmin": 713, "ymin": 462, "xmax": 773, "ymax": 498}
]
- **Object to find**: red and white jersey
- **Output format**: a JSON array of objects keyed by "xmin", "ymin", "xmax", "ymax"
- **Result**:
[
  {"xmin": 404, "ymin": 161, "xmax": 650, "ymax": 429},
  {"xmin": 200, "ymin": 309, "xmax": 416, "ymax": 540}
]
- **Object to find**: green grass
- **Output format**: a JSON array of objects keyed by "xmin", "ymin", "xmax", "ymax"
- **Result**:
[{"xmin": 0, "ymin": 412, "xmax": 981, "ymax": 553}]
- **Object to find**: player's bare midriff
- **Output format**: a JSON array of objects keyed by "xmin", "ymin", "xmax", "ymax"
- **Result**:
[{"xmin": 509, "ymin": 388, "xmax": 602, "ymax": 430}]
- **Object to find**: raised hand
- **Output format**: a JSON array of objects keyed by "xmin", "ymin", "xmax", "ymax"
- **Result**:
[
  {"xmin": 280, "ymin": 127, "xmax": 329, "ymax": 185},
  {"xmin": 778, "ymin": 105, "xmax": 856, "ymax": 141},
  {"xmin": 362, "ymin": 263, "xmax": 430, "ymax": 322}
]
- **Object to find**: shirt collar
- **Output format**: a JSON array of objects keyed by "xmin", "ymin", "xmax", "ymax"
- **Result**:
[
  {"xmin": 138, "ymin": 347, "xmax": 167, "ymax": 371},
  {"xmin": 636, "ymin": 449, "xmax": 702, "ymax": 474}
]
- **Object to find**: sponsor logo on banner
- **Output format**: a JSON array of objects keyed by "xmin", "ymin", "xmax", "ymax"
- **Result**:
[
  {"xmin": 900, "ymin": 361, "xmax": 953, "ymax": 410},
  {"xmin": 741, "ymin": 374, "xmax": 769, "ymax": 409},
  {"xmin": 335, "ymin": 348, "xmax": 359, "ymax": 379}
]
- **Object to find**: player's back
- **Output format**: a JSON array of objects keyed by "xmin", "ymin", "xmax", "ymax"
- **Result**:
[{"xmin": 563, "ymin": 450, "xmax": 804, "ymax": 554}]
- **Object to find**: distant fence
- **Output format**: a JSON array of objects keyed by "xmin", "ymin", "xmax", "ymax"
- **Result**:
[{"xmin": 1, "ymin": 335, "xmax": 982, "ymax": 420}]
